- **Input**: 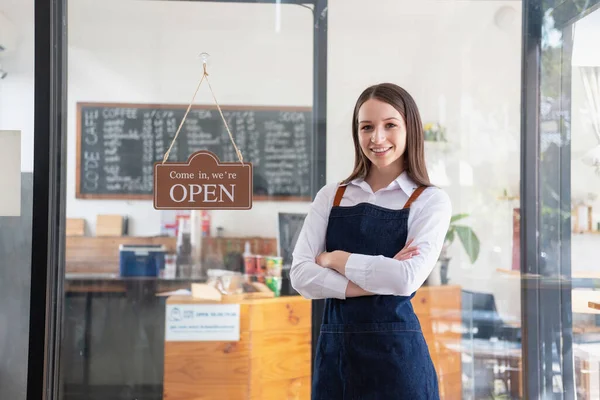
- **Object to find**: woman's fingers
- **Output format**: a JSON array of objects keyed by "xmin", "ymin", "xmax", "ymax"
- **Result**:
[
  {"xmin": 394, "ymin": 250, "xmax": 419, "ymax": 260},
  {"xmin": 395, "ymin": 246, "xmax": 418, "ymax": 257},
  {"xmin": 395, "ymin": 253, "xmax": 416, "ymax": 261},
  {"xmin": 394, "ymin": 240, "xmax": 419, "ymax": 260},
  {"xmin": 402, "ymin": 246, "xmax": 419, "ymax": 254}
]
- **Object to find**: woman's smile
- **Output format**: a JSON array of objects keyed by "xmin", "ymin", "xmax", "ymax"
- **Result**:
[{"xmin": 370, "ymin": 146, "xmax": 393, "ymax": 156}]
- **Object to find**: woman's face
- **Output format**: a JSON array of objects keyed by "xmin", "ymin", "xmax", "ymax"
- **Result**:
[{"xmin": 357, "ymin": 98, "xmax": 407, "ymax": 171}]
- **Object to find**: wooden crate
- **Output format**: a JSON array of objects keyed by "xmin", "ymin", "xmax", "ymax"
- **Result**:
[
  {"xmin": 163, "ymin": 295, "xmax": 312, "ymax": 400},
  {"xmin": 66, "ymin": 218, "xmax": 86, "ymax": 236},
  {"xmin": 96, "ymin": 214, "xmax": 126, "ymax": 236}
]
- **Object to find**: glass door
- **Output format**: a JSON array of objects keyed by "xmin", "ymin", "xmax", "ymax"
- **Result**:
[
  {"xmin": 26, "ymin": 0, "xmax": 600, "ymax": 399},
  {"xmin": 522, "ymin": 0, "xmax": 600, "ymax": 398},
  {"xmin": 0, "ymin": 0, "xmax": 66, "ymax": 399},
  {"xmin": 58, "ymin": 1, "xmax": 317, "ymax": 400}
]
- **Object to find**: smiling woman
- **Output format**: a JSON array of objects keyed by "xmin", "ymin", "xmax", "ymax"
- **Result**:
[{"xmin": 291, "ymin": 83, "xmax": 451, "ymax": 400}]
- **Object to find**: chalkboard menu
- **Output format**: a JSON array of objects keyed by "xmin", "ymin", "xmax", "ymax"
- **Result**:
[{"xmin": 76, "ymin": 102, "xmax": 313, "ymax": 200}]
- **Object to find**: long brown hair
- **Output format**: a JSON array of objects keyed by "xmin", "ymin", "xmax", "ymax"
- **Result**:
[{"xmin": 342, "ymin": 83, "xmax": 431, "ymax": 187}]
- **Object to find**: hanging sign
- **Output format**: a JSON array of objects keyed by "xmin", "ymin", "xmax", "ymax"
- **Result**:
[
  {"xmin": 153, "ymin": 53, "xmax": 252, "ymax": 210},
  {"xmin": 154, "ymin": 150, "xmax": 252, "ymax": 210}
]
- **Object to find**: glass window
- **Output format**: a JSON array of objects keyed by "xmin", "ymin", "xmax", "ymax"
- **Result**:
[
  {"xmin": 0, "ymin": 1, "xmax": 35, "ymax": 400},
  {"xmin": 62, "ymin": 1, "xmax": 315, "ymax": 399},
  {"xmin": 532, "ymin": 2, "xmax": 600, "ymax": 399},
  {"xmin": 43, "ymin": 1, "xmax": 600, "ymax": 399}
]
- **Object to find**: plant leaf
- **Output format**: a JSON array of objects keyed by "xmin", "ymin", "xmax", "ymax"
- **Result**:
[
  {"xmin": 445, "ymin": 228, "xmax": 455, "ymax": 244},
  {"xmin": 454, "ymin": 225, "xmax": 480, "ymax": 264},
  {"xmin": 450, "ymin": 213, "xmax": 470, "ymax": 223}
]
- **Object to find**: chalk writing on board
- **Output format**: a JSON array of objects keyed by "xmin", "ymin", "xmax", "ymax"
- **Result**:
[{"xmin": 76, "ymin": 103, "xmax": 313, "ymax": 200}]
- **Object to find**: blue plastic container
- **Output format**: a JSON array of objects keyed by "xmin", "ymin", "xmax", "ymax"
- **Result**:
[{"xmin": 119, "ymin": 245, "xmax": 166, "ymax": 277}]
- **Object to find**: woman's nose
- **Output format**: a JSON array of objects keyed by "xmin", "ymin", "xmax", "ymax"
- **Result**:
[{"xmin": 371, "ymin": 128, "xmax": 386, "ymax": 144}]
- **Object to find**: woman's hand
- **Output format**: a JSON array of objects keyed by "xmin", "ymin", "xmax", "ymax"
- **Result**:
[
  {"xmin": 316, "ymin": 250, "xmax": 350, "ymax": 275},
  {"xmin": 394, "ymin": 239, "xmax": 419, "ymax": 261},
  {"xmin": 315, "ymin": 251, "xmax": 331, "ymax": 268}
]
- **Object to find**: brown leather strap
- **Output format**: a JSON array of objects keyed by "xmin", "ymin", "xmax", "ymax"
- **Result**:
[
  {"xmin": 403, "ymin": 186, "xmax": 427, "ymax": 209},
  {"xmin": 333, "ymin": 185, "xmax": 347, "ymax": 207}
]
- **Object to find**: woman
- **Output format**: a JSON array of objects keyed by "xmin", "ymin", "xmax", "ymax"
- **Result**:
[{"xmin": 290, "ymin": 83, "xmax": 451, "ymax": 399}]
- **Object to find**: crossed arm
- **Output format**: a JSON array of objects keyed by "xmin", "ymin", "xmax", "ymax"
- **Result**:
[
  {"xmin": 315, "ymin": 241, "xmax": 419, "ymax": 297},
  {"xmin": 289, "ymin": 185, "xmax": 452, "ymax": 300}
]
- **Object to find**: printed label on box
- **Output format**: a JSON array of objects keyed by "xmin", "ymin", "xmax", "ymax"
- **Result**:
[{"xmin": 165, "ymin": 303, "xmax": 240, "ymax": 342}]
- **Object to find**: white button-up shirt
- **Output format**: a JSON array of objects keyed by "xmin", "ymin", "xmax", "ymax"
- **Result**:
[{"xmin": 290, "ymin": 172, "xmax": 452, "ymax": 299}]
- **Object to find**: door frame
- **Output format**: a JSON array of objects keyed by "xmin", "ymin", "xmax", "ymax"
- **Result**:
[
  {"xmin": 520, "ymin": 0, "xmax": 600, "ymax": 398},
  {"xmin": 27, "ymin": 0, "xmax": 68, "ymax": 399}
]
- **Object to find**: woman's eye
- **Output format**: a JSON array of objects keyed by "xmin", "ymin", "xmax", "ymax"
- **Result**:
[
  {"xmin": 361, "ymin": 125, "xmax": 373, "ymax": 131},
  {"xmin": 386, "ymin": 123, "xmax": 397, "ymax": 129}
]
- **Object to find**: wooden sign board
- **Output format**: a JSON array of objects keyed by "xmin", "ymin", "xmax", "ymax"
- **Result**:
[{"xmin": 154, "ymin": 151, "xmax": 252, "ymax": 210}]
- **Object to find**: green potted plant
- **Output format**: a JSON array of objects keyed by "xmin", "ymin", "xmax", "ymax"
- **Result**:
[{"xmin": 430, "ymin": 213, "xmax": 480, "ymax": 285}]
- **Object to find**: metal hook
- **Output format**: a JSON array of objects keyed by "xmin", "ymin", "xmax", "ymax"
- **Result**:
[
  {"xmin": 199, "ymin": 52, "xmax": 210, "ymax": 65},
  {"xmin": 199, "ymin": 52, "xmax": 210, "ymax": 75}
]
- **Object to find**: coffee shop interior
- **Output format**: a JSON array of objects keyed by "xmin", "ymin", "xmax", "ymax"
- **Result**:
[{"xmin": 3, "ymin": 0, "xmax": 600, "ymax": 399}]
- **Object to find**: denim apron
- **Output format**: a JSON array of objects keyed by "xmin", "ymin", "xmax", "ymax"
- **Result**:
[{"xmin": 312, "ymin": 185, "xmax": 440, "ymax": 400}]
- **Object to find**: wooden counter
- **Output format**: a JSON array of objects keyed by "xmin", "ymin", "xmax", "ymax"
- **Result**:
[
  {"xmin": 163, "ymin": 285, "xmax": 462, "ymax": 400},
  {"xmin": 412, "ymin": 285, "xmax": 463, "ymax": 399},
  {"xmin": 163, "ymin": 295, "xmax": 312, "ymax": 400}
]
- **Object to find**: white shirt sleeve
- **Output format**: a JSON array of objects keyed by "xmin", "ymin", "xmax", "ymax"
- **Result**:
[
  {"xmin": 290, "ymin": 184, "xmax": 350, "ymax": 300},
  {"xmin": 344, "ymin": 188, "xmax": 452, "ymax": 296}
]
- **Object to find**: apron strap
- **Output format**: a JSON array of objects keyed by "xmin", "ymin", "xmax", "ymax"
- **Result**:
[
  {"xmin": 333, "ymin": 185, "xmax": 347, "ymax": 207},
  {"xmin": 403, "ymin": 186, "xmax": 427, "ymax": 209}
]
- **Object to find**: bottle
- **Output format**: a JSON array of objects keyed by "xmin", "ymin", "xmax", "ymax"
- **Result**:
[
  {"xmin": 176, "ymin": 217, "xmax": 192, "ymax": 278},
  {"xmin": 201, "ymin": 211, "xmax": 211, "ymax": 237},
  {"xmin": 243, "ymin": 241, "xmax": 256, "ymax": 277},
  {"xmin": 243, "ymin": 241, "xmax": 252, "ymax": 257},
  {"xmin": 190, "ymin": 210, "xmax": 203, "ymax": 278}
]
